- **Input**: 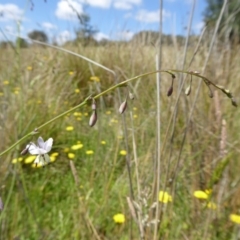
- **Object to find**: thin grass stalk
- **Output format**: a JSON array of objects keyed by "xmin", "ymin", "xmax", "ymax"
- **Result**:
[
  {"xmin": 130, "ymin": 111, "xmax": 144, "ymax": 239},
  {"xmin": 153, "ymin": 0, "xmax": 163, "ymax": 238}
]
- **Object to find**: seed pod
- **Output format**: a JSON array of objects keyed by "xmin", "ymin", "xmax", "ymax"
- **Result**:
[
  {"xmin": 167, "ymin": 86, "xmax": 173, "ymax": 96},
  {"xmin": 89, "ymin": 110, "xmax": 97, "ymax": 127},
  {"xmin": 208, "ymin": 87, "xmax": 213, "ymax": 98},
  {"xmin": 21, "ymin": 146, "xmax": 29, "ymax": 155},
  {"xmin": 129, "ymin": 92, "xmax": 134, "ymax": 100},
  {"xmin": 185, "ymin": 85, "xmax": 191, "ymax": 96},
  {"xmin": 119, "ymin": 99, "xmax": 128, "ymax": 114},
  {"xmin": 91, "ymin": 99, "xmax": 97, "ymax": 110},
  {"xmin": 231, "ymin": 98, "xmax": 238, "ymax": 107}
]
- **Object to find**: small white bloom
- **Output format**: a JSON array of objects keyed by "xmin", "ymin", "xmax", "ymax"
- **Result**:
[{"xmin": 27, "ymin": 137, "xmax": 53, "ymax": 167}]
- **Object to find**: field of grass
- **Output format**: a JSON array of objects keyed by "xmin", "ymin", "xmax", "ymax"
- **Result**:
[{"xmin": 0, "ymin": 38, "xmax": 240, "ymax": 240}]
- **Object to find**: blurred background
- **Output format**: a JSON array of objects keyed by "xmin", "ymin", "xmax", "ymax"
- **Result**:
[{"xmin": 0, "ymin": 0, "xmax": 240, "ymax": 239}]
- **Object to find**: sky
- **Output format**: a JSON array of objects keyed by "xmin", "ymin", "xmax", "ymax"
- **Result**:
[{"xmin": 0, "ymin": 0, "xmax": 207, "ymax": 44}]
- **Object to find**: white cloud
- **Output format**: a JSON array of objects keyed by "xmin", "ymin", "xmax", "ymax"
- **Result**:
[
  {"xmin": 194, "ymin": 21, "xmax": 204, "ymax": 32},
  {"xmin": 0, "ymin": 4, "xmax": 24, "ymax": 22},
  {"xmin": 56, "ymin": 30, "xmax": 72, "ymax": 45},
  {"xmin": 55, "ymin": 0, "xmax": 84, "ymax": 21},
  {"xmin": 42, "ymin": 22, "xmax": 57, "ymax": 30},
  {"xmin": 116, "ymin": 30, "xmax": 134, "ymax": 41},
  {"xmin": 113, "ymin": 0, "xmax": 141, "ymax": 10},
  {"xmin": 135, "ymin": 9, "xmax": 171, "ymax": 23},
  {"xmin": 94, "ymin": 32, "xmax": 109, "ymax": 41},
  {"xmin": 86, "ymin": 0, "xmax": 111, "ymax": 8}
]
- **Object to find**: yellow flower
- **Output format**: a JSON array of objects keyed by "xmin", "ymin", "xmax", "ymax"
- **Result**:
[
  {"xmin": 207, "ymin": 202, "xmax": 217, "ymax": 210},
  {"xmin": 63, "ymin": 148, "xmax": 70, "ymax": 153},
  {"xmin": 27, "ymin": 66, "xmax": 32, "ymax": 71},
  {"xmin": 90, "ymin": 76, "xmax": 100, "ymax": 82},
  {"xmin": 75, "ymin": 89, "xmax": 80, "ymax": 93},
  {"xmin": 31, "ymin": 163, "xmax": 42, "ymax": 168},
  {"xmin": 84, "ymin": 112, "xmax": 89, "ymax": 116},
  {"xmin": 106, "ymin": 111, "xmax": 111, "ymax": 115},
  {"xmin": 66, "ymin": 126, "xmax": 74, "ymax": 131},
  {"xmin": 133, "ymin": 114, "xmax": 138, "ymax": 119},
  {"xmin": 50, "ymin": 156, "xmax": 56, "ymax": 162},
  {"xmin": 14, "ymin": 90, "xmax": 19, "ymax": 95},
  {"xmin": 51, "ymin": 152, "xmax": 59, "ymax": 157},
  {"xmin": 24, "ymin": 156, "xmax": 36, "ymax": 164},
  {"xmin": 12, "ymin": 157, "xmax": 23, "ymax": 164},
  {"xmin": 0, "ymin": 92, "xmax": 3, "ymax": 96},
  {"xmin": 68, "ymin": 153, "xmax": 75, "ymax": 159},
  {"xmin": 110, "ymin": 119, "xmax": 118, "ymax": 123},
  {"xmin": 193, "ymin": 190, "xmax": 209, "ymax": 200},
  {"xmin": 71, "ymin": 144, "xmax": 83, "ymax": 150},
  {"xmin": 113, "ymin": 213, "xmax": 125, "ymax": 223},
  {"xmin": 230, "ymin": 214, "xmax": 240, "ymax": 224},
  {"xmin": 69, "ymin": 71, "xmax": 74, "ymax": 75},
  {"xmin": 159, "ymin": 191, "xmax": 172, "ymax": 203},
  {"xmin": 133, "ymin": 107, "xmax": 137, "ymax": 111},
  {"xmin": 73, "ymin": 112, "xmax": 82, "ymax": 117},
  {"xmin": 120, "ymin": 150, "xmax": 127, "ymax": 156},
  {"xmin": 3, "ymin": 80, "xmax": 9, "ymax": 85},
  {"xmin": 86, "ymin": 150, "xmax": 94, "ymax": 155},
  {"xmin": 101, "ymin": 141, "xmax": 106, "ymax": 145}
]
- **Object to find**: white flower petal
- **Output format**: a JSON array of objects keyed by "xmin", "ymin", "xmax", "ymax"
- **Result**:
[
  {"xmin": 28, "ymin": 144, "xmax": 41, "ymax": 155},
  {"xmin": 44, "ymin": 138, "xmax": 53, "ymax": 152},
  {"xmin": 37, "ymin": 137, "xmax": 45, "ymax": 149},
  {"xmin": 43, "ymin": 154, "xmax": 50, "ymax": 164}
]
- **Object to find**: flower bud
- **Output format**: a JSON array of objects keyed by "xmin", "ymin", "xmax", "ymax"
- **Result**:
[
  {"xmin": 21, "ymin": 146, "xmax": 29, "ymax": 155},
  {"xmin": 129, "ymin": 92, "xmax": 134, "ymax": 100},
  {"xmin": 185, "ymin": 85, "xmax": 191, "ymax": 96},
  {"xmin": 119, "ymin": 99, "xmax": 127, "ymax": 114},
  {"xmin": 167, "ymin": 86, "xmax": 173, "ymax": 97},
  {"xmin": 208, "ymin": 87, "xmax": 213, "ymax": 98},
  {"xmin": 91, "ymin": 99, "xmax": 97, "ymax": 110},
  {"xmin": 89, "ymin": 110, "xmax": 97, "ymax": 127},
  {"xmin": 231, "ymin": 98, "xmax": 238, "ymax": 107}
]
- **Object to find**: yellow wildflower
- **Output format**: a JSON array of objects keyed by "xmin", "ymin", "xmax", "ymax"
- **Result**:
[
  {"xmin": 230, "ymin": 214, "xmax": 240, "ymax": 224},
  {"xmin": 68, "ymin": 153, "xmax": 75, "ymax": 159},
  {"xmin": 133, "ymin": 107, "xmax": 137, "ymax": 111},
  {"xmin": 101, "ymin": 141, "xmax": 106, "ymax": 145},
  {"xmin": 113, "ymin": 213, "xmax": 125, "ymax": 223},
  {"xmin": 66, "ymin": 126, "xmax": 74, "ymax": 131},
  {"xmin": 120, "ymin": 150, "xmax": 127, "ymax": 156},
  {"xmin": 51, "ymin": 152, "xmax": 59, "ymax": 157},
  {"xmin": 84, "ymin": 112, "xmax": 89, "ymax": 116},
  {"xmin": 159, "ymin": 191, "xmax": 172, "ymax": 203},
  {"xmin": 207, "ymin": 202, "xmax": 217, "ymax": 210},
  {"xmin": 3, "ymin": 80, "xmax": 9, "ymax": 85},
  {"xmin": 63, "ymin": 148, "xmax": 70, "ymax": 153},
  {"xmin": 50, "ymin": 156, "xmax": 56, "ymax": 162},
  {"xmin": 12, "ymin": 157, "xmax": 23, "ymax": 164},
  {"xmin": 24, "ymin": 156, "xmax": 36, "ymax": 164},
  {"xmin": 69, "ymin": 71, "xmax": 74, "ymax": 76},
  {"xmin": 106, "ymin": 111, "xmax": 111, "ymax": 115},
  {"xmin": 193, "ymin": 190, "xmax": 209, "ymax": 200},
  {"xmin": 90, "ymin": 76, "xmax": 100, "ymax": 82},
  {"xmin": 73, "ymin": 112, "xmax": 82, "ymax": 117},
  {"xmin": 27, "ymin": 66, "xmax": 32, "ymax": 71},
  {"xmin": 75, "ymin": 89, "xmax": 80, "ymax": 93},
  {"xmin": 86, "ymin": 150, "xmax": 94, "ymax": 155},
  {"xmin": 71, "ymin": 144, "xmax": 83, "ymax": 150},
  {"xmin": 133, "ymin": 114, "xmax": 138, "ymax": 119}
]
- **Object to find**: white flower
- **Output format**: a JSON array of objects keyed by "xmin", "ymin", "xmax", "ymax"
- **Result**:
[{"xmin": 27, "ymin": 137, "xmax": 53, "ymax": 167}]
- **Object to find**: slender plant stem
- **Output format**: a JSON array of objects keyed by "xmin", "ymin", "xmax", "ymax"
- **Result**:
[{"xmin": 0, "ymin": 69, "xmax": 236, "ymax": 157}]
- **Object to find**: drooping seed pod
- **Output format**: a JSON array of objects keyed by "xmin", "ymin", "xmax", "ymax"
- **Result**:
[
  {"xmin": 91, "ymin": 99, "xmax": 97, "ymax": 111},
  {"xmin": 167, "ymin": 86, "xmax": 173, "ymax": 96},
  {"xmin": 129, "ymin": 92, "xmax": 134, "ymax": 100},
  {"xmin": 208, "ymin": 86, "xmax": 214, "ymax": 98},
  {"xmin": 231, "ymin": 98, "xmax": 238, "ymax": 107},
  {"xmin": 119, "ymin": 99, "xmax": 128, "ymax": 114},
  {"xmin": 185, "ymin": 85, "xmax": 191, "ymax": 96},
  {"xmin": 89, "ymin": 110, "xmax": 97, "ymax": 127},
  {"xmin": 21, "ymin": 146, "xmax": 29, "ymax": 155}
]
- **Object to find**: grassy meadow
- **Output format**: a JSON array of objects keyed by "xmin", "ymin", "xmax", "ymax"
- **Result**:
[{"xmin": 0, "ymin": 38, "xmax": 240, "ymax": 240}]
